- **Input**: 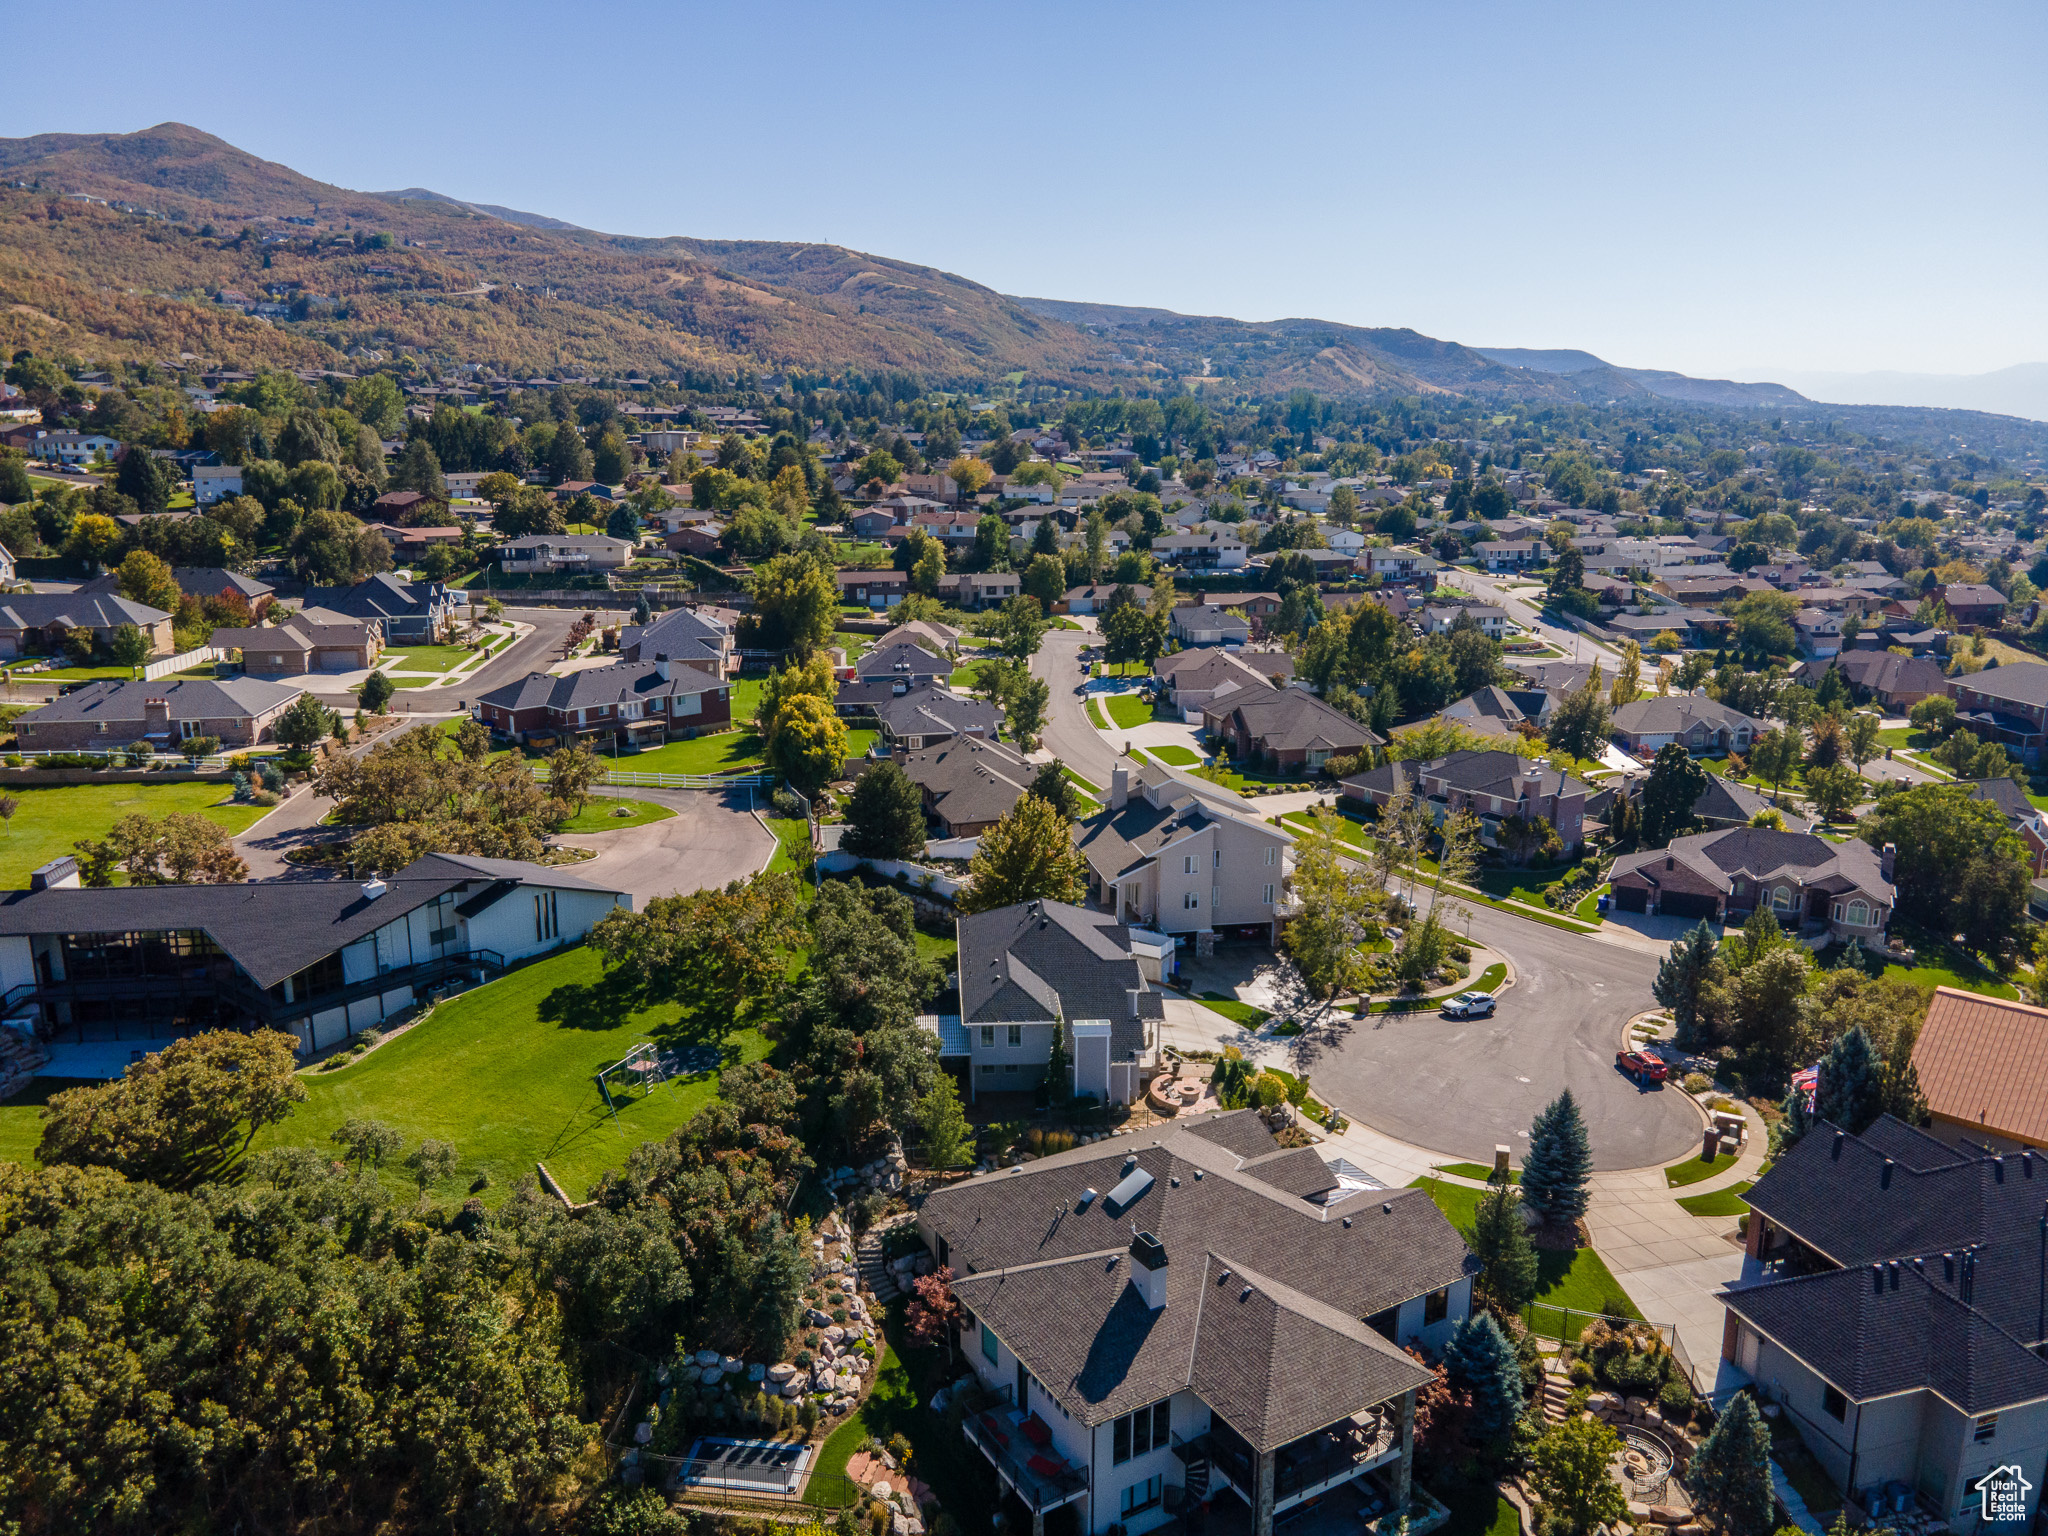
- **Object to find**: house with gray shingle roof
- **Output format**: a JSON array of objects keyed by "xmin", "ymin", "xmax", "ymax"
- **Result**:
[
  {"xmin": 1202, "ymin": 689, "xmax": 1382, "ymax": 772},
  {"xmin": 1720, "ymin": 1115, "xmax": 2048, "ymax": 1526},
  {"xmin": 1609, "ymin": 695, "xmax": 1767, "ymax": 757},
  {"xmin": 14, "ymin": 675, "xmax": 304, "ymax": 750},
  {"xmin": 918, "ymin": 1109, "xmax": 1472, "ymax": 1532},
  {"xmin": 472, "ymin": 658, "xmax": 730, "ymax": 746},
  {"xmin": 887, "ymin": 734, "xmax": 1035, "ymax": 836},
  {"xmin": 0, "ymin": 593, "xmax": 175, "ymax": 661},
  {"xmin": 1608, "ymin": 825, "xmax": 1892, "ymax": 937}
]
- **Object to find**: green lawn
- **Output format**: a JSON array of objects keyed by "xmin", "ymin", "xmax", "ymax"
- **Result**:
[
  {"xmin": 1413, "ymin": 1177, "xmax": 1641, "ymax": 1329},
  {"xmin": 1677, "ymin": 1181, "xmax": 1754, "ymax": 1218},
  {"xmin": 0, "ymin": 1076, "xmax": 95, "ymax": 1168},
  {"xmin": 1665, "ymin": 1149, "xmax": 1741, "ymax": 1188},
  {"xmin": 804, "ymin": 1335, "xmax": 909, "ymax": 1507},
  {"xmin": 554, "ymin": 797, "xmax": 676, "ymax": 833},
  {"xmin": 617, "ymin": 730, "xmax": 766, "ymax": 775},
  {"xmin": 1060, "ymin": 765, "xmax": 1102, "ymax": 796},
  {"xmin": 1870, "ymin": 926, "xmax": 2019, "ymax": 1000},
  {"xmin": 948, "ymin": 659, "xmax": 991, "ymax": 692},
  {"xmin": 1085, "ymin": 697, "xmax": 1110, "ymax": 730},
  {"xmin": 253, "ymin": 946, "xmax": 770, "ymax": 1205},
  {"xmin": 764, "ymin": 816, "xmax": 811, "ymax": 875},
  {"xmin": 1104, "ymin": 692, "xmax": 1152, "ymax": 730},
  {"xmin": 1434, "ymin": 1162, "xmax": 1519, "ymax": 1184},
  {"xmin": 1198, "ymin": 993, "xmax": 1270, "ymax": 1029},
  {"xmin": 914, "ymin": 928, "xmax": 958, "ymax": 971},
  {"xmin": 4, "ymin": 665, "xmax": 138, "ymax": 683},
  {"xmin": 1433, "ymin": 1480, "xmax": 1522, "ymax": 1536},
  {"xmin": 380, "ymin": 644, "xmax": 477, "ymax": 673},
  {"xmin": 0, "ymin": 782, "xmax": 270, "ymax": 889},
  {"xmin": 1143, "ymin": 744, "xmax": 1201, "ymax": 766},
  {"xmin": 1278, "ymin": 809, "xmax": 1371, "ymax": 847}
]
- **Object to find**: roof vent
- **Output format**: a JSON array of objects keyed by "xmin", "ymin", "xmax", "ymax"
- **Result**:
[
  {"xmin": 1077, "ymin": 1188, "xmax": 1098, "ymax": 1208},
  {"xmin": 1342, "ymin": 1217, "xmax": 1352, "ymax": 1228},
  {"xmin": 361, "ymin": 878, "xmax": 388, "ymax": 901},
  {"xmin": 1881, "ymin": 1156, "xmax": 1894, "ymax": 1189},
  {"xmin": 1193, "ymin": 1170, "xmax": 1203, "ymax": 1180},
  {"xmin": 1383, "ymin": 1202, "xmax": 1393, "ymax": 1214},
  {"xmin": 1239, "ymin": 1286, "xmax": 1253, "ymax": 1302},
  {"xmin": 1995, "ymin": 1156, "xmax": 2006, "ymax": 1184},
  {"xmin": 1871, "ymin": 1263, "xmax": 1884, "ymax": 1294}
]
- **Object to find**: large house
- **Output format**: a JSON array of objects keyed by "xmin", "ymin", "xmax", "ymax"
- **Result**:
[
  {"xmin": 1721, "ymin": 1116, "xmax": 2048, "ymax": 1532},
  {"xmin": 1909, "ymin": 987, "xmax": 2048, "ymax": 1152},
  {"xmin": 1153, "ymin": 650, "xmax": 1294, "ymax": 715},
  {"xmin": 299, "ymin": 574, "xmax": 455, "ymax": 644},
  {"xmin": 1939, "ymin": 583, "xmax": 2009, "ymax": 628},
  {"xmin": 1202, "ymin": 689, "xmax": 1381, "ymax": 772},
  {"xmin": 1151, "ymin": 530, "xmax": 1249, "ymax": 570},
  {"xmin": 0, "ymin": 853, "xmax": 628, "ymax": 1058},
  {"xmin": 1793, "ymin": 651, "xmax": 1952, "ymax": 713},
  {"xmin": 857, "ymin": 642, "xmax": 951, "ymax": 687},
  {"xmin": 1608, "ymin": 826, "xmax": 1894, "ymax": 938},
  {"xmin": 918, "ymin": 1108, "xmax": 1473, "ymax": 1535},
  {"xmin": 835, "ymin": 570, "xmax": 912, "ymax": 608},
  {"xmin": 619, "ymin": 605, "xmax": 735, "ymax": 676},
  {"xmin": 1952, "ymin": 663, "xmax": 2048, "ymax": 764},
  {"xmin": 498, "ymin": 535, "xmax": 636, "ymax": 574},
  {"xmin": 14, "ymin": 676, "xmax": 304, "ymax": 751},
  {"xmin": 868, "ymin": 684, "xmax": 1003, "ymax": 751},
  {"xmin": 1610, "ymin": 696, "xmax": 1766, "ymax": 757},
  {"xmin": 943, "ymin": 899, "xmax": 1170, "ymax": 1104},
  {"xmin": 1072, "ymin": 758, "xmax": 1295, "ymax": 949},
  {"xmin": 890, "ymin": 735, "xmax": 1035, "ymax": 837},
  {"xmin": 1169, "ymin": 605, "xmax": 1253, "ymax": 647},
  {"xmin": 473, "ymin": 658, "xmax": 731, "ymax": 746},
  {"xmin": 1341, "ymin": 749, "xmax": 1594, "ymax": 852},
  {"xmin": 212, "ymin": 619, "xmax": 382, "ymax": 675},
  {"xmin": 0, "ymin": 594, "xmax": 174, "ymax": 661}
]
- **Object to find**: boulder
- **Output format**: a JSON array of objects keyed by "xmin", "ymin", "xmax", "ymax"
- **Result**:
[
  {"xmin": 695, "ymin": 1349, "xmax": 719, "ymax": 1367},
  {"xmin": 634, "ymin": 1421, "xmax": 653, "ymax": 1444},
  {"xmin": 782, "ymin": 1379, "xmax": 806, "ymax": 1399},
  {"xmin": 1648, "ymin": 1507, "xmax": 1688, "ymax": 1527},
  {"xmin": 872, "ymin": 1479, "xmax": 893, "ymax": 1500},
  {"xmin": 1627, "ymin": 1504, "xmax": 1653, "ymax": 1522},
  {"xmin": 1674, "ymin": 1526, "xmax": 1706, "ymax": 1536},
  {"xmin": 807, "ymin": 1308, "xmax": 832, "ymax": 1327},
  {"xmin": 721, "ymin": 1355, "xmax": 741, "ymax": 1374},
  {"xmin": 767, "ymin": 1363, "xmax": 797, "ymax": 1383},
  {"xmin": 699, "ymin": 1367, "xmax": 722, "ymax": 1385},
  {"xmin": 747, "ymin": 1363, "xmax": 766, "ymax": 1383},
  {"xmin": 824, "ymin": 1325, "xmax": 846, "ymax": 1343}
]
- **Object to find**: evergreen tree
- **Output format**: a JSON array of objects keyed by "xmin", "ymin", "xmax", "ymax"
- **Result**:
[
  {"xmin": 634, "ymin": 589, "xmax": 653, "ymax": 625},
  {"xmin": 1521, "ymin": 1089, "xmax": 1593, "ymax": 1227},
  {"xmin": 1442, "ymin": 1312, "xmax": 1525, "ymax": 1438},
  {"xmin": 916, "ymin": 1074, "xmax": 973, "ymax": 1168},
  {"xmin": 1883, "ymin": 1052, "xmax": 1930, "ymax": 1127},
  {"xmin": 839, "ymin": 761, "xmax": 927, "ymax": 862},
  {"xmin": 1639, "ymin": 742, "xmax": 1709, "ymax": 847},
  {"xmin": 1653, "ymin": 920, "xmax": 1720, "ymax": 1050},
  {"xmin": 1778, "ymin": 1077, "xmax": 1816, "ymax": 1152},
  {"xmin": 115, "ymin": 447, "xmax": 174, "ymax": 514},
  {"xmin": 390, "ymin": 437, "xmax": 446, "ymax": 498},
  {"xmin": 1026, "ymin": 759, "xmax": 1082, "ymax": 820},
  {"xmin": 1815, "ymin": 1025, "xmax": 1884, "ymax": 1134},
  {"xmin": 1468, "ymin": 1180, "xmax": 1540, "ymax": 1315},
  {"xmin": 1047, "ymin": 1021, "xmax": 1072, "ymax": 1104},
  {"xmin": 1690, "ymin": 1393, "xmax": 1776, "ymax": 1536}
]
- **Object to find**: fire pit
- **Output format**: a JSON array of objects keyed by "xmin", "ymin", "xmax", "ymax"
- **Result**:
[{"xmin": 1617, "ymin": 1426, "xmax": 1676, "ymax": 1503}]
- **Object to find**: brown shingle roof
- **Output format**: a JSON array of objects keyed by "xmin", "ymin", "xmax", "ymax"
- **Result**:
[{"xmin": 1911, "ymin": 986, "xmax": 2048, "ymax": 1146}]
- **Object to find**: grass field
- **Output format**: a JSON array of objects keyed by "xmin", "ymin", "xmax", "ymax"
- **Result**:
[
  {"xmin": 1198, "ymin": 993, "xmax": 1270, "ymax": 1029},
  {"xmin": 1144, "ymin": 744, "xmax": 1200, "ymax": 766},
  {"xmin": 1665, "ymin": 1148, "xmax": 1741, "ymax": 1187},
  {"xmin": 4, "ymin": 665, "xmax": 138, "ymax": 683},
  {"xmin": 1676, "ymin": 1181, "xmax": 1754, "ymax": 1217},
  {"xmin": 252, "ymin": 946, "xmax": 771, "ymax": 1205},
  {"xmin": 1085, "ymin": 697, "xmax": 1109, "ymax": 730},
  {"xmin": 1434, "ymin": 1162, "xmax": 1519, "ymax": 1184},
  {"xmin": 1413, "ymin": 1176, "xmax": 1641, "ymax": 1326},
  {"xmin": 0, "ymin": 1076, "xmax": 93, "ymax": 1167},
  {"xmin": 1104, "ymin": 692, "xmax": 1153, "ymax": 730},
  {"xmin": 764, "ymin": 816, "xmax": 811, "ymax": 875},
  {"xmin": 618, "ymin": 730, "xmax": 766, "ymax": 775},
  {"xmin": 804, "ymin": 1333, "xmax": 909, "ymax": 1507},
  {"xmin": 381, "ymin": 644, "xmax": 477, "ymax": 673},
  {"xmin": 948, "ymin": 659, "xmax": 991, "ymax": 692},
  {"xmin": 555, "ymin": 797, "xmax": 676, "ymax": 833},
  {"xmin": 0, "ymin": 782, "xmax": 271, "ymax": 888}
]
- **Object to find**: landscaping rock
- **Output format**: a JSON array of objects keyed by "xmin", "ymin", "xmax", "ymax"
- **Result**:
[
  {"xmin": 747, "ymin": 1363, "xmax": 766, "ymax": 1383},
  {"xmin": 824, "ymin": 1325, "xmax": 846, "ymax": 1343},
  {"xmin": 1627, "ymin": 1503, "xmax": 1652, "ymax": 1522},
  {"xmin": 695, "ymin": 1349, "xmax": 719, "ymax": 1368},
  {"xmin": 872, "ymin": 1480, "xmax": 893, "ymax": 1500},
  {"xmin": 721, "ymin": 1355, "xmax": 741, "ymax": 1374},
  {"xmin": 807, "ymin": 1308, "xmax": 832, "ymax": 1327},
  {"xmin": 767, "ymin": 1363, "xmax": 797, "ymax": 1383},
  {"xmin": 634, "ymin": 1421, "xmax": 653, "ymax": 1444},
  {"xmin": 1648, "ymin": 1507, "xmax": 1688, "ymax": 1526},
  {"xmin": 781, "ymin": 1379, "xmax": 806, "ymax": 1399},
  {"xmin": 699, "ymin": 1367, "xmax": 721, "ymax": 1385}
]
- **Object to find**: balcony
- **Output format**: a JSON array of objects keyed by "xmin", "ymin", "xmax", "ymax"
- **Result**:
[
  {"xmin": 962, "ymin": 1408, "xmax": 1089, "ymax": 1514},
  {"xmin": 1172, "ymin": 1405, "xmax": 1404, "ymax": 1514}
]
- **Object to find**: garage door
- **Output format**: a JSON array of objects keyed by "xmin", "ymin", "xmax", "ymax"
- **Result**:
[
  {"xmin": 1613, "ymin": 887, "xmax": 1648, "ymax": 913},
  {"xmin": 318, "ymin": 650, "xmax": 360, "ymax": 670},
  {"xmin": 1659, "ymin": 891, "xmax": 1720, "ymax": 920}
]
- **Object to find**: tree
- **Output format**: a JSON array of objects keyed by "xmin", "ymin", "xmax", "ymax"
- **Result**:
[
  {"xmin": 1027, "ymin": 759, "xmax": 1083, "ymax": 820},
  {"xmin": 1101, "ymin": 600, "xmax": 1150, "ymax": 668},
  {"xmin": 1804, "ymin": 763, "xmax": 1863, "ymax": 822},
  {"xmin": 1748, "ymin": 726, "xmax": 1802, "ymax": 794},
  {"xmin": 65, "ymin": 511, "xmax": 124, "ymax": 568},
  {"xmin": 915, "ymin": 1079, "xmax": 973, "ymax": 1170},
  {"xmin": 1442, "ymin": 1312, "xmax": 1525, "ymax": 1439},
  {"xmin": 1909, "ymin": 694, "xmax": 1957, "ymax": 736},
  {"xmin": 1282, "ymin": 806, "xmax": 1376, "ymax": 999},
  {"xmin": 37, "ymin": 1029, "xmax": 306, "ymax": 1185},
  {"xmin": 389, "ymin": 437, "xmax": 446, "ymax": 498},
  {"xmin": 1845, "ymin": 710, "xmax": 1883, "ymax": 769},
  {"xmin": 1006, "ymin": 673, "xmax": 1051, "ymax": 750},
  {"xmin": 987, "ymin": 593, "xmax": 1048, "ymax": 662},
  {"xmin": 114, "ymin": 548, "xmax": 182, "ymax": 613},
  {"xmin": 1640, "ymin": 742, "xmax": 1710, "ymax": 847},
  {"xmin": 1654, "ymin": 921, "xmax": 1722, "ymax": 1050},
  {"xmin": 762, "ymin": 692, "xmax": 849, "ymax": 791},
  {"xmin": 115, "ymin": 446, "xmax": 175, "ymax": 514},
  {"xmin": 1814, "ymin": 1024, "xmax": 1885, "ymax": 1134},
  {"xmin": 1723, "ymin": 944, "xmax": 1813, "ymax": 1070},
  {"xmin": 948, "ymin": 456, "xmax": 993, "ymax": 497},
  {"xmin": 360, "ymin": 669, "xmax": 395, "ymax": 712},
  {"xmin": 1805, "ymin": 712, "xmax": 1847, "ymax": 770},
  {"xmin": 1545, "ymin": 664, "xmax": 1610, "ymax": 762},
  {"xmin": 108, "ymin": 623, "xmax": 152, "ymax": 669},
  {"xmin": 959, "ymin": 795, "xmax": 1088, "ymax": 912},
  {"xmin": 1531, "ymin": 1417, "xmax": 1630, "ymax": 1536},
  {"xmin": 1521, "ymin": 1089, "xmax": 1592, "ymax": 1228},
  {"xmin": 1728, "ymin": 589, "xmax": 1801, "ymax": 654},
  {"xmin": 841, "ymin": 761, "xmax": 926, "ymax": 861},
  {"xmin": 1022, "ymin": 552, "xmax": 1065, "ymax": 609},
  {"xmin": 1690, "ymin": 1393, "xmax": 1776, "ymax": 1536},
  {"xmin": 1046, "ymin": 1019, "xmax": 1073, "ymax": 1104},
  {"xmin": 905, "ymin": 1267, "xmax": 964, "ymax": 1347},
  {"xmin": 77, "ymin": 812, "xmax": 249, "ymax": 885},
  {"xmin": 1609, "ymin": 640, "xmax": 1642, "ymax": 707},
  {"xmin": 290, "ymin": 508, "xmax": 391, "ymax": 584},
  {"xmin": 743, "ymin": 551, "xmax": 838, "ymax": 656},
  {"xmin": 589, "ymin": 872, "xmax": 804, "ymax": 1016},
  {"xmin": 1863, "ymin": 783, "xmax": 2031, "ymax": 953},
  {"xmin": 1468, "ymin": 1180, "xmax": 1540, "ymax": 1315},
  {"xmin": 275, "ymin": 692, "xmax": 335, "ymax": 750},
  {"xmin": 404, "ymin": 1137, "xmax": 461, "ymax": 1193},
  {"xmin": 330, "ymin": 1116, "xmax": 402, "ymax": 1170}
]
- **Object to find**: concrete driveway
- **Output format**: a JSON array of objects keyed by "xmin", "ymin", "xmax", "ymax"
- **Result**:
[{"xmin": 551, "ymin": 787, "xmax": 776, "ymax": 906}]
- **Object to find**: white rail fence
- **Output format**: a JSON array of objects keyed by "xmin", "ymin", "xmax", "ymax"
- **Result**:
[{"xmin": 143, "ymin": 645, "xmax": 224, "ymax": 680}]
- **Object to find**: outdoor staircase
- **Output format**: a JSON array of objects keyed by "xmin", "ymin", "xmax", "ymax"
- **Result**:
[
  {"xmin": 0, "ymin": 1025, "xmax": 48, "ymax": 1100},
  {"xmin": 1539, "ymin": 1366, "xmax": 1575, "ymax": 1424},
  {"xmin": 1183, "ymin": 1453, "xmax": 1210, "ymax": 1502},
  {"xmin": 857, "ymin": 1220, "xmax": 915, "ymax": 1301}
]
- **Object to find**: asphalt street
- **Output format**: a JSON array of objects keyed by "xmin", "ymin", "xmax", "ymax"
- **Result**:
[
  {"xmin": 1033, "ymin": 619, "xmax": 1120, "ymax": 785},
  {"xmin": 300, "ymin": 603, "xmax": 578, "ymax": 709}
]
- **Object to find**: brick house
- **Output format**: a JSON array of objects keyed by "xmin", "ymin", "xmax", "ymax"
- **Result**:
[
  {"xmin": 619, "ymin": 606, "xmax": 735, "ymax": 676},
  {"xmin": 212, "ymin": 620, "xmax": 383, "ymax": 675},
  {"xmin": 1341, "ymin": 749, "xmax": 1592, "ymax": 853},
  {"xmin": 835, "ymin": 569, "xmax": 911, "ymax": 608},
  {"xmin": 1202, "ymin": 690, "xmax": 1381, "ymax": 772},
  {"xmin": 1939, "ymin": 583, "xmax": 2009, "ymax": 627},
  {"xmin": 1952, "ymin": 662, "xmax": 2048, "ymax": 762},
  {"xmin": 473, "ymin": 658, "xmax": 731, "ymax": 746},
  {"xmin": 0, "ymin": 594, "xmax": 174, "ymax": 660},
  {"xmin": 15, "ymin": 677, "xmax": 304, "ymax": 750},
  {"xmin": 1609, "ymin": 696, "xmax": 1766, "ymax": 757},
  {"xmin": 1607, "ymin": 826, "xmax": 1894, "ymax": 936}
]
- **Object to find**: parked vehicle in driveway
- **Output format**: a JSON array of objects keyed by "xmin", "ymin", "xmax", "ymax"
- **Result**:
[
  {"xmin": 1616, "ymin": 1049, "xmax": 1669, "ymax": 1085},
  {"xmin": 1440, "ymin": 991, "xmax": 1496, "ymax": 1019}
]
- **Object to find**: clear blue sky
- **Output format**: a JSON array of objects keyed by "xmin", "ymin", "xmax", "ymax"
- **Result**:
[{"xmin": 6, "ymin": 0, "xmax": 2043, "ymax": 380}]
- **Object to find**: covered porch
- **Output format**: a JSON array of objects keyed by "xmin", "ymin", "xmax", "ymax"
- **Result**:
[
  {"xmin": 962, "ymin": 1406, "xmax": 1089, "ymax": 1534},
  {"xmin": 1173, "ymin": 1394, "xmax": 1417, "ymax": 1535}
]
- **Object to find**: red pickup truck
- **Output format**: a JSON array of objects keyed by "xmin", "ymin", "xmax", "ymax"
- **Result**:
[{"xmin": 1616, "ymin": 1049, "xmax": 1669, "ymax": 1085}]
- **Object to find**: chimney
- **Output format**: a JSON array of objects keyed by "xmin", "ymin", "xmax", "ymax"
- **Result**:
[
  {"xmin": 361, "ymin": 878, "xmax": 388, "ymax": 901},
  {"xmin": 1881, "ymin": 1156, "xmax": 1894, "ymax": 1189},
  {"xmin": 1881, "ymin": 842, "xmax": 1897, "ymax": 881},
  {"xmin": 655, "ymin": 653, "xmax": 671, "ymax": 681},
  {"xmin": 1110, "ymin": 765, "xmax": 1129, "ymax": 811},
  {"xmin": 144, "ymin": 696, "xmax": 171, "ymax": 729},
  {"xmin": 1129, "ymin": 1232, "xmax": 1168, "ymax": 1309},
  {"xmin": 1871, "ymin": 1263, "xmax": 1884, "ymax": 1294}
]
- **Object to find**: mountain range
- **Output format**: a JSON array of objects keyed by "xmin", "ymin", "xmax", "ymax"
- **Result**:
[{"xmin": 0, "ymin": 122, "xmax": 2039, "ymax": 433}]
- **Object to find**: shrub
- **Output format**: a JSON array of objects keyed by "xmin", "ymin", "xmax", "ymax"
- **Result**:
[
  {"xmin": 1682, "ymin": 1072, "xmax": 1713, "ymax": 1094},
  {"xmin": 1659, "ymin": 1377, "xmax": 1694, "ymax": 1423},
  {"xmin": 1569, "ymin": 1358, "xmax": 1595, "ymax": 1387},
  {"xmin": 795, "ymin": 1349, "xmax": 812, "ymax": 1369},
  {"xmin": 772, "ymin": 787, "xmax": 807, "ymax": 818}
]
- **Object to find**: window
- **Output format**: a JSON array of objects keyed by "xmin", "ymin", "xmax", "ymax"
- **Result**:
[
  {"xmin": 1213, "ymin": 848, "xmax": 1222, "ymax": 869},
  {"xmin": 1822, "ymin": 1385, "xmax": 1847, "ymax": 1422},
  {"xmin": 533, "ymin": 890, "xmax": 559, "ymax": 941},
  {"xmin": 978, "ymin": 1065, "xmax": 995, "ymax": 1076},
  {"xmin": 1112, "ymin": 1400, "xmax": 1172, "ymax": 1465},
  {"xmin": 1263, "ymin": 884, "xmax": 1276, "ymax": 905},
  {"xmin": 1847, "ymin": 900, "xmax": 1868, "ymax": 926},
  {"xmin": 1976, "ymin": 1413, "xmax": 1999, "ymax": 1443},
  {"xmin": 1183, "ymin": 854, "xmax": 1197, "ymax": 875},
  {"xmin": 1424, "ymin": 1288, "xmax": 1450, "ymax": 1325},
  {"xmin": 1772, "ymin": 886, "xmax": 1792, "ymax": 911},
  {"xmin": 982, "ymin": 1323, "xmax": 998, "ymax": 1365},
  {"xmin": 1003, "ymin": 1064, "xmax": 1017, "ymax": 1074},
  {"xmin": 1183, "ymin": 891, "xmax": 1200, "ymax": 910},
  {"xmin": 1007, "ymin": 1025, "xmax": 1021, "ymax": 1047},
  {"xmin": 1264, "ymin": 846, "xmax": 1277, "ymax": 866},
  {"xmin": 1121, "ymin": 1476, "xmax": 1163, "ymax": 1518},
  {"xmin": 980, "ymin": 1027, "xmax": 994, "ymax": 1047}
]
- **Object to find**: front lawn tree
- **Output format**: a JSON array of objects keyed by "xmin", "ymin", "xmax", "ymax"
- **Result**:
[
  {"xmin": 1639, "ymin": 742, "xmax": 1709, "ymax": 847},
  {"xmin": 1282, "ymin": 806, "xmax": 1375, "ymax": 1000},
  {"xmin": 1545, "ymin": 663, "xmax": 1609, "ymax": 762},
  {"xmin": 1026, "ymin": 759, "xmax": 1083, "ymax": 820},
  {"xmin": 959, "ymin": 794, "xmax": 1088, "ymax": 912},
  {"xmin": 1521, "ymin": 1088, "xmax": 1592, "ymax": 1229},
  {"xmin": 360, "ymin": 669, "xmax": 395, "ymax": 712},
  {"xmin": 1442, "ymin": 1311, "xmax": 1525, "ymax": 1439},
  {"xmin": 1469, "ymin": 1180, "xmax": 1540, "ymax": 1315},
  {"xmin": 1654, "ymin": 920, "xmax": 1722, "ymax": 1050},
  {"xmin": 275, "ymin": 692, "xmax": 335, "ymax": 751},
  {"xmin": 1690, "ymin": 1392, "xmax": 1775, "ymax": 1536},
  {"xmin": 840, "ymin": 760, "xmax": 927, "ymax": 862}
]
